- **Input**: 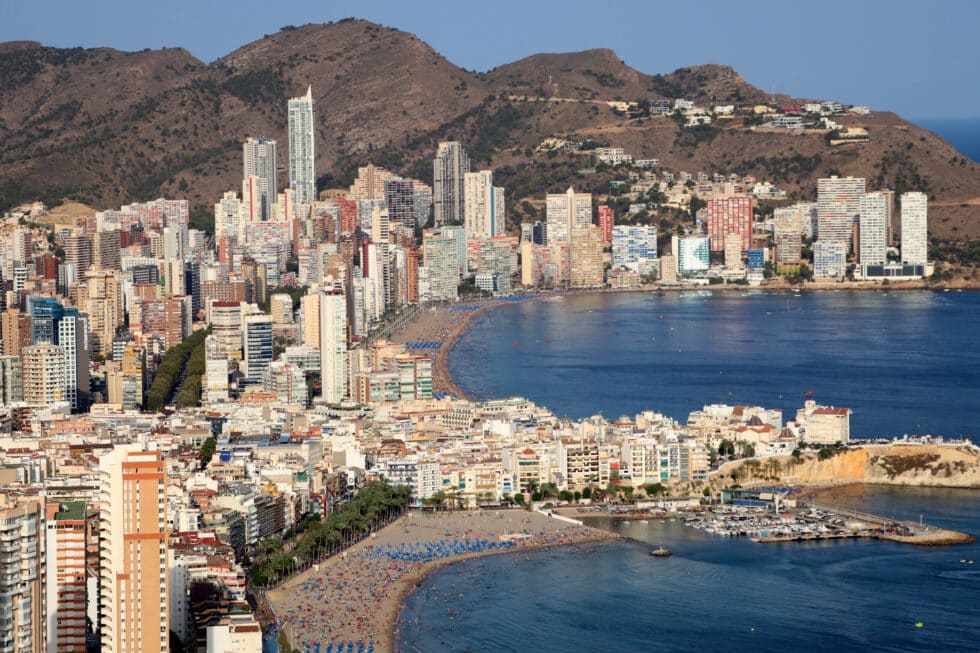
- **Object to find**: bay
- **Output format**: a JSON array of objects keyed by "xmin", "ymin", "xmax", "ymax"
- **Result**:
[
  {"xmin": 396, "ymin": 485, "xmax": 980, "ymax": 653},
  {"xmin": 447, "ymin": 290, "xmax": 980, "ymax": 439}
]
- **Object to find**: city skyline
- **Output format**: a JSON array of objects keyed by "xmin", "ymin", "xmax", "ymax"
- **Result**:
[{"xmin": 1, "ymin": 0, "xmax": 978, "ymax": 119}]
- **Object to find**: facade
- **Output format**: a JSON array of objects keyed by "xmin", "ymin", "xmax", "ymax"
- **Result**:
[
  {"xmin": 859, "ymin": 192, "xmax": 889, "ymax": 269},
  {"xmin": 0, "ymin": 355, "xmax": 23, "ymax": 405},
  {"xmin": 44, "ymin": 501, "xmax": 88, "ymax": 653},
  {"xmin": 463, "ymin": 170, "xmax": 505, "ymax": 239},
  {"xmin": 422, "ymin": 233, "xmax": 460, "ymax": 301},
  {"xmin": 677, "ymin": 237, "xmax": 710, "ymax": 274},
  {"xmin": 242, "ymin": 137, "xmax": 278, "ymax": 221},
  {"xmin": 242, "ymin": 314, "xmax": 273, "ymax": 384},
  {"xmin": 900, "ymin": 192, "xmax": 928, "ymax": 265},
  {"xmin": 706, "ymin": 194, "xmax": 753, "ymax": 253},
  {"xmin": 433, "ymin": 141, "xmax": 470, "ymax": 227},
  {"xmin": 611, "ymin": 225, "xmax": 658, "ymax": 275},
  {"xmin": 817, "ymin": 176, "xmax": 865, "ymax": 250},
  {"xmin": 0, "ymin": 496, "xmax": 45, "ymax": 653},
  {"xmin": 319, "ymin": 291, "xmax": 348, "ymax": 404},
  {"xmin": 813, "ymin": 241, "xmax": 847, "ymax": 278},
  {"xmin": 385, "ymin": 178, "xmax": 416, "ymax": 230},
  {"xmin": 796, "ymin": 401, "xmax": 851, "ymax": 444},
  {"xmin": 545, "ymin": 187, "xmax": 592, "ymax": 247},
  {"xmin": 569, "ymin": 226, "xmax": 605, "ymax": 288},
  {"xmin": 205, "ymin": 335, "xmax": 229, "ymax": 404},
  {"xmin": 98, "ymin": 445, "xmax": 169, "ymax": 653},
  {"xmin": 773, "ymin": 208, "xmax": 802, "ymax": 271},
  {"xmin": 22, "ymin": 343, "xmax": 67, "ymax": 406},
  {"xmin": 287, "ymin": 86, "xmax": 316, "ymax": 205},
  {"xmin": 597, "ymin": 205, "xmax": 614, "ymax": 243}
]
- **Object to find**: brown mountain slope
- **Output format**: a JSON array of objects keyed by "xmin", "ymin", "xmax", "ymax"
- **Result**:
[{"xmin": 0, "ymin": 19, "xmax": 977, "ymax": 241}]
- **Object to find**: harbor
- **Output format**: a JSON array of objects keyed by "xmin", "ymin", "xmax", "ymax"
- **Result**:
[{"xmin": 680, "ymin": 487, "xmax": 975, "ymax": 545}]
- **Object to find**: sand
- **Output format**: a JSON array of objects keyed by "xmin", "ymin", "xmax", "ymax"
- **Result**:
[{"xmin": 265, "ymin": 509, "xmax": 616, "ymax": 652}]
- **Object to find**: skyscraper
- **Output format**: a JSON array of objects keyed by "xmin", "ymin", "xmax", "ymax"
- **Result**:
[
  {"xmin": 288, "ymin": 86, "xmax": 316, "ymax": 206},
  {"xmin": 22, "ymin": 343, "xmax": 66, "ymax": 406},
  {"xmin": 433, "ymin": 142, "xmax": 470, "ymax": 226},
  {"xmin": 858, "ymin": 192, "xmax": 889, "ymax": 267},
  {"xmin": 706, "ymin": 194, "xmax": 753, "ymax": 254},
  {"xmin": 900, "ymin": 192, "xmax": 928, "ymax": 265},
  {"xmin": 0, "ymin": 355, "xmax": 23, "ymax": 405},
  {"xmin": 243, "ymin": 137, "xmax": 278, "ymax": 220},
  {"xmin": 545, "ymin": 187, "xmax": 592, "ymax": 247},
  {"xmin": 45, "ymin": 501, "xmax": 89, "ymax": 653},
  {"xmin": 463, "ymin": 170, "xmax": 505, "ymax": 239},
  {"xmin": 817, "ymin": 176, "xmax": 865, "ymax": 250},
  {"xmin": 243, "ymin": 313, "xmax": 273, "ymax": 385},
  {"xmin": 0, "ymin": 495, "xmax": 45, "ymax": 653},
  {"xmin": 28, "ymin": 297, "xmax": 89, "ymax": 411},
  {"xmin": 98, "ymin": 445, "xmax": 169, "ymax": 653},
  {"xmin": 597, "ymin": 205, "xmax": 614, "ymax": 244},
  {"xmin": 319, "ymin": 290, "xmax": 348, "ymax": 404},
  {"xmin": 385, "ymin": 179, "xmax": 416, "ymax": 230}
]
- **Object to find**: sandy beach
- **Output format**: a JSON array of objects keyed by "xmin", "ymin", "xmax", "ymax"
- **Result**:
[{"xmin": 266, "ymin": 509, "xmax": 617, "ymax": 653}]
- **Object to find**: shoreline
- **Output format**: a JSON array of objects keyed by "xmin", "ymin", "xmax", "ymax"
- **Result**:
[
  {"xmin": 388, "ymin": 284, "xmax": 979, "ymax": 402},
  {"xmin": 266, "ymin": 509, "xmax": 617, "ymax": 653}
]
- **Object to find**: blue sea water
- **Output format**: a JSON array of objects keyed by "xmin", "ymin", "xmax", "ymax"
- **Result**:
[
  {"xmin": 915, "ymin": 117, "xmax": 980, "ymax": 163},
  {"xmin": 396, "ymin": 486, "xmax": 980, "ymax": 653},
  {"xmin": 447, "ymin": 291, "xmax": 980, "ymax": 439}
]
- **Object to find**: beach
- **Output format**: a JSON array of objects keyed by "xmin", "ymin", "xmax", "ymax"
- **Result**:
[{"xmin": 265, "ymin": 509, "xmax": 617, "ymax": 653}]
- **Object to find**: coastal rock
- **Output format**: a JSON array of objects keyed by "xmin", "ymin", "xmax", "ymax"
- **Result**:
[{"xmin": 782, "ymin": 444, "xmax": 980, "ymax": 488}]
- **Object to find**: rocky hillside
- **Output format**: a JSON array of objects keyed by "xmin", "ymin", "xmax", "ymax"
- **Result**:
[
  {"xmin": 1, "ymin": 19, "xmax": 978, "ymax": 240},
  {"xmin": 724, "ymin": 444, "xmax": 980, "ymax": 488}
]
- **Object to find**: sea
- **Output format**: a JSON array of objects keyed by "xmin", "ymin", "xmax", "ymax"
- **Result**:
[
  {"xmin": 396, "ymin": 290, "xmax": 980, "ymax": 652},
  {"xmin": 915, "ymin": 117, "xmax": 980, "ymax": 163},
  {"xmin": 396, "ymin": 486, "xmax": 980, "ymax": 653},
  {"xmin": 447, "ymin": 290, "xmax": 980, "ymax": 439}
]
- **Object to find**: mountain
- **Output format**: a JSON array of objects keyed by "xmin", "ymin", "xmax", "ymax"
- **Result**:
[{"xmin": 1, "ymin": 19, "xmax": 978, "ymax": 242}]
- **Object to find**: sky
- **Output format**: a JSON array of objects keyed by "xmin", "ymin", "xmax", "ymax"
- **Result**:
[{"xmin": 2, "ymin": 0, "xmax": 978, "ymax": 119}]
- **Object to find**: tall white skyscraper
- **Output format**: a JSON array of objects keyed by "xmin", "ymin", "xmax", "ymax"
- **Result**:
[
  {"xmin": 463, "ymin": 170, "xmax": 505, "ymax": 239},
  {"xmin": 433, "ymin": 141, "xmax": 470, "ymax": 226},
  {"xmin": 319, "ymin": 290, "xmax": 348, "ymax": 403},
  {"xmin": 545, "ymin": 187, "xmax": 593, "ymax": 247},
  {"xmin": 817, "ymin": 176, "xmax": 865, "ymax": 250},
  {"xmin": 288, "ymin": 86, "xmax": 316, "ymax": 205},
  {"xmin": 900, "ymin": 192, "xmax": 928, "ymax": 265},
  {"xmin": 243, "ymin": 137, "xmax": 278, "ymax": 220},
  {"xmin": 858, "ymin": 192, "xmax": 888, "ymax": 266}
]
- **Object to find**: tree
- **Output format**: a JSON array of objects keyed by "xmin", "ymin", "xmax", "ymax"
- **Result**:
[
  {"xmin": 644, "ymin": 483, "xmax": 666, "ymax": 497},
  {"xmin": 718, "ymin": 439, "xmax": 735, "ymax": 457},
  {"xmin": 581, "ymin": 487, "xmax": 592, "ymax": 500},
  {"xmin": 199, "ymin": 436, "xmax": 216, "ymax": 470},
  {"xmin": 513, "ymin": 493, "xmax": 525, "ymax": 505}
]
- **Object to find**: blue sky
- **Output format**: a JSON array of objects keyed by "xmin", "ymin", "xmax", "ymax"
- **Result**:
[{"xmin": 2, "ymin": 0, "xmax": 977, "ymax": 119}]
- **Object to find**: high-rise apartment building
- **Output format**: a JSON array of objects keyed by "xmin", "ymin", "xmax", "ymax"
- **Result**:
[
  {"xmin": 422, "ymin": 232, "xmax": 460, "ymax": 301},
  {"xmin": 44, "ymin": 501, "xmax": 88, "ymax": 653},
  {"xmin": 677, "ymin": 236, "xmax": 710, "ymax": 274},
  {"xmin": 204, "ymin": 334, "xmax": 229, "ymax": 404},
  {"xmin": 569, "ymin": 226, "xmax": 604, "ymax": 288},
  {"xmin": 2, "ymin": 307, "xmax": 32, "ymax": 358},
  {"xmin": 858, "ymin": 192, "xmax": 889, "ymax": 267},
  {"xmin": 611, "ymin": 225, "xmax": 658, "ymax": 275},
  {"xmin": 65, "ymin": 234, "xmax": 94, "ymax": 274},
  {"xmin": 463, "ymin": 170, "xmax": 505, "ymax": 239},
  {"xmin": 597, "ymin": 205, "xmax": 614, "ymax": 244},
  {"xmin": 817, "ymin": 176, "xmax": 865, "ymax": 250},
  {"xmin": 288, "ymin": 86, "xmax": 316, "ymax": 205},
  {"xmin": 433, "ymin": 141, "xmax": 470, "ymax": 226},
  {"xmin": 813, "ymin": 241, "xmax": 847, "ymax": 278},
  {"xmin": 773, "ymin": 208, "xmax": 803, "ymax": 271},
  {"xmin": 22, "ymin": 343, "xmax": 67, "ymax": 406},
  {"xmin": 900, "ymin": 192, "xmax": 928, "ymax": 265},
  {"xmin": 0, "ymin": 495, "xmax": 45, "ymax": 653},
  {"xmin": 98, "ymin": 445, "xmax": 169, "ymax": 653},
  {"xmin": 545, "ymin": 187, "xmax": 592, "ymax": 247},
  {"xmin": 242, "ymin": 313, "xmax": 273, "ymax": 384},
  {"xmin": 242, "ymin": 137, "xmax": 278, "ymax": 221},
  {"xmin": 319, "ymin": 291, "xmax": 348, "ymax": 404},
  {"xmin": 706, "ymin": 194, "xmax": 753, "ymax": 254},
  {"xmin": 385, "ymin": 178, "xmax": 417, "ymax": 230},
  {"xmin": 0, "ymin": 355, "xmax": 23, "ymax": 405}
]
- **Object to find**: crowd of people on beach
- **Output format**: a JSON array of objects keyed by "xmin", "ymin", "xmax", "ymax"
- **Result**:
[{"xmin": 268, "ymin": 510, "xmax": 612, "ymax": 652}]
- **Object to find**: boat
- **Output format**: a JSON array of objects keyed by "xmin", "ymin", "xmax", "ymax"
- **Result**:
[
  {"xmin": 639, "ymin": 520, "xmax": 648, "ymax": 524},
  {"xmin": 650, "ymin": 546, "xmax": 672, "ymax": 557},
  {"xmin": 622, "ymin": 520, "xmax": 631, "ymax": 525}
]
